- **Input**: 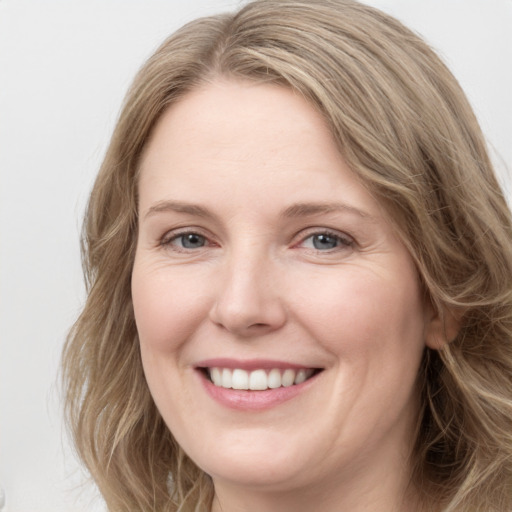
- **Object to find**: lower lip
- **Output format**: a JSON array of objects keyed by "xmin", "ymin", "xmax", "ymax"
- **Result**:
[{"xmin": 198, "ymin": 370, "xmax": 319, "ymax": 411}]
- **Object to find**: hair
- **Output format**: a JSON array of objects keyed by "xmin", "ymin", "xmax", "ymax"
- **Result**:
[{"xmin": 62, "ymin": 1, "xmax": 512, "ymax": 510}]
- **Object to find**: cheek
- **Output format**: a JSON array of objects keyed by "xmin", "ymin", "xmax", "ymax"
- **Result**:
[
  {"xmin": 131, "ymin": 263, "xmax": 211, "ymax": 428},
  {"xmin": 131, "ymin": 262, "xmax": 212, "ymax": 354},
  {"xmin": 290, "ymin": 262, "xmax": 427, "ymax": 359}
]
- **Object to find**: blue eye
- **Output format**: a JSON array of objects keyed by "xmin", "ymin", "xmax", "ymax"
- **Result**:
[
  {"xmin": 179, "ymin": 233, "xmax": 206, "ymax": 248},
  {"xmin": 301, "ymin": 232, "xmax": 352, "ymax": 251},
  {"xmin": 311, "ymin": 233, "xmax": 338, "ymax": 250},
  {"xmin": 166, "ymin": 232, "xmax": 207, "ymax": 249}
]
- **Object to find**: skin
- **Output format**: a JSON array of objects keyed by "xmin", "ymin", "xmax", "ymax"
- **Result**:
[{"xmin": 132, "ymin": 79, "xmax": 444, "ymax": 512}]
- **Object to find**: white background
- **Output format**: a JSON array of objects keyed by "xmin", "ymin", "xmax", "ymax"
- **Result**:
[{"xmin": 0, "ymin": 1, "xmax": 510, "ymax": 511}]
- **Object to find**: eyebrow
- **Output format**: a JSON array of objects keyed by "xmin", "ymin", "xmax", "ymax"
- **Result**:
[
  {"xmin": 143, "ymin": 200, "xmax": 215, "ymax": 220},
  {"xmin": 281, "ymin": 202, "xmax": 373, "ymax": 220},
  {"xmin": 143, "ymin": 200, "xmax": 373, "ymax": 222}
]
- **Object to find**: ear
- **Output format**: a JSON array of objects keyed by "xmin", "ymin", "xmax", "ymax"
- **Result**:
[{"xmin": 424, "ymin": 304, "xmax": 462, "ymax": 350}]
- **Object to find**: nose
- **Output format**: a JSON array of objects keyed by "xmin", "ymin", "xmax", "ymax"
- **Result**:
[{"xmin": 209, "ymin": 247, "xmax": 287, "ymax": 337}]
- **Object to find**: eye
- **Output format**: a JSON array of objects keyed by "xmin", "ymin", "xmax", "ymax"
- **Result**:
[
  {"xmin": 299, "ymin": 231, "xmax": 353, "ymax": 251},
  {"xmin": 162, "ymin": 231, "xmax": 208, "ymax": 250}
]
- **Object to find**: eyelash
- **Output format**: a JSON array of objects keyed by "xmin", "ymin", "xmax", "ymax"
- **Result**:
[
  {"xmin": 296, "ymin": 229, "xmax": 354, "ymax": 252},
  {"xmin": 160, "ymin": 229, "xmax": 213, "ymax": 252},
  {"xmin": 159, "ymin": 228, "xmax": 354, "ymax": 253}
]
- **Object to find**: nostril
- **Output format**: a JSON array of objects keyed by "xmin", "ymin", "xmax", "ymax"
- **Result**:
[{"xmin": 209, "ymin": 292, "xmax": 287, "ymax": 336}]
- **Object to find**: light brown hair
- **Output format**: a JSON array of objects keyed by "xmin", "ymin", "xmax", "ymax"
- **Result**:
[{"xmin": 62, "ymin": 1, "xmax": 512, "ymax": 510}]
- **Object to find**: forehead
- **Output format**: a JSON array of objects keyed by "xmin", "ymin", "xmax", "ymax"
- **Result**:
[
  {"xmin": 137, "ymin": 78, "xmax": 384, "ymax": 221},
  {"xmin": 141, "ymin": 79, "xmax": 337, "ymax": 166}
]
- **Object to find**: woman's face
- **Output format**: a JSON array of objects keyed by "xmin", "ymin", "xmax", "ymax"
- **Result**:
[{"xmin": 132, "ymin": 79, "xmax": 439, "ymax": 498}]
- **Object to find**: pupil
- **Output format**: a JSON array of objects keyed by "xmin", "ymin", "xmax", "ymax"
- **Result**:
[
  {"xmin": 313, "ymin": 234, "xmax": 337, "ymax": 250},
  {"xmin": 182, "ymin": 233, "xmax": 204, "ymax": 248}
]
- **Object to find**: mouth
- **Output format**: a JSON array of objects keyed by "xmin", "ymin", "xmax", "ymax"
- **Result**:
[{"xmin": 199, "ymin": 366, "xmax": 323, "ymax": 391}]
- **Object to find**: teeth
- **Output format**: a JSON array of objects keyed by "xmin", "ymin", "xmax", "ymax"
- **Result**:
[
  {"xmin": 282, "ymin": 369, "xmax": 295, "ymax": 387},
  {"xmin": 294, "ymin": 369, "xmax": 307, "ymax": 384},
  {"xmin": 210, "ymin": 367, "xmax": 222, "ymax": 386},
  {"xmin": 207, "ymin": 368, "xmax": 315, "ymax": 390},
  {"xmin": 249, "ymin": 369, "xmax": 268, "ymax": 390},
  {"xmin": 267, "ymin": 368, "xmax": 282, "ymax": 389},
  {"xmin": 232, "ymin": 369, "xmax": 249, "ymax": 390},
  {"xmin": 221, "ymin": 368, "xmax": 232, "ymax": 388}
]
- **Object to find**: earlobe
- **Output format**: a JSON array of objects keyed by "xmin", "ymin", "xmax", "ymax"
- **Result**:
[{"xmin": 425, "ymin": 305, "xmax": 462, "ymax": 350}]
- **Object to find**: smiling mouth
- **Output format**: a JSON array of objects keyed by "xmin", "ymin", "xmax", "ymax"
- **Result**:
[{"xmin": 202, "ymin": 367, "xmax": 322, "ymax": 391}]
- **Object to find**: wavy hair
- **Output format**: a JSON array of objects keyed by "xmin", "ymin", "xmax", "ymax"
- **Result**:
[{"xmin": 62, "ymin": 1, "xmax": 512, "ymax": 510}]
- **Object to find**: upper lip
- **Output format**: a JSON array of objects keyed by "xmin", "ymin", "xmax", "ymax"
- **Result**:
[{"xmin": 195, "ymin": 358, "xmax": 322, "ymax": 371}]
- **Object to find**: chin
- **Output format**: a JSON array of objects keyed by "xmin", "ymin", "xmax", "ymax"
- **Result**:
[
  {"xmin": 183, "ymin": 432, "xmax": 314, "ymax": 491},
  {"xmin": 205, "ymin": 461, "xmax": 307, "ymax": 492}
]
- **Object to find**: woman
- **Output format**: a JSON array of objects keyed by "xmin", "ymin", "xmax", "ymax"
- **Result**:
[{"xmin": 62, "ymin": 0, "xmax": 512, "ymax": 510}]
